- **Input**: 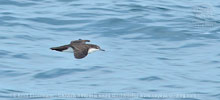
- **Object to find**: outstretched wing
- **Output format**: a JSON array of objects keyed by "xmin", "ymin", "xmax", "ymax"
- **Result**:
[
  {"xmin": 71, "ymin": 39, "xmax": 90, "ymax": 44},
  {"xmin": 50, "ymin": 45, "xmax": 70, "ymax": 52},
  {"xmin": 73, "ymin": 45, "xmax": 89, "ymax": 59}
]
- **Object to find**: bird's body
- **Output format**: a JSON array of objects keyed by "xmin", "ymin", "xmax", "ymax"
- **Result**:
[{"xmin": 50, "ymin": 39, "xmax": 104, "ymax": 59}]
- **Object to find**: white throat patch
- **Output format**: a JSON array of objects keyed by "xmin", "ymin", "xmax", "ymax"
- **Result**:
[{"xmin": 88, "ymin": 48, "xmax": 99, "ymax": 54}]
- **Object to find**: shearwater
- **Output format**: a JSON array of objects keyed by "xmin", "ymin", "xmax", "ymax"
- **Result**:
[{"xmin": 50, "ymin": 39, "xmax": 105, "ymax": 59}]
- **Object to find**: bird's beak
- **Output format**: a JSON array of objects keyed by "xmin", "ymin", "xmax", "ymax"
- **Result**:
[{"xmin": 100, "ymin": 49, "xmax": 105, "ymax": 51}]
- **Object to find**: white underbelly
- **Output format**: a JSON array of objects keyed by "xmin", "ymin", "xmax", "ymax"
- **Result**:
[
  {"xmin": 88, "ymin": 48, "xmax": 99, "ymax": 54},
  {"xmin": 63, "ymin": 47, "xmax": 74, "ymax": 53}
]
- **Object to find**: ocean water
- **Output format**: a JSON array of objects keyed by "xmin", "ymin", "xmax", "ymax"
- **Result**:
[{"xmin": 0, "ymin": 0, "xmax": 220, "ymax": 100}]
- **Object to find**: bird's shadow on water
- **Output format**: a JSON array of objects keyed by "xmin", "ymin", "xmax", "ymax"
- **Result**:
[{"xmin": 33, "ymin": 66, "xmax": 104, "ymax": 79}]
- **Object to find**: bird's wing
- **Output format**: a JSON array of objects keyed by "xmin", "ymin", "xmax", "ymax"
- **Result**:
[
  {"xmin": 71, "ymin": 39, "xmax": 90, "ymax": 44},
  {"xmin": 50, "ymin": 45, "xmax": 70, "ymax": 52},
  {"xmin": 73, "ymin": 45, "xmax": 89, "ymax": 59}
]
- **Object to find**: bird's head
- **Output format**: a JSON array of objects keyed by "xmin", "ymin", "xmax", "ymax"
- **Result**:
[{"xmin": 88, "ymin": 44, "xmax": 105, "ymax": 54}]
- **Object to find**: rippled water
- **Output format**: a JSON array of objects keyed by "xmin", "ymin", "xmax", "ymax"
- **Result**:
[{"xmin": 0, "ymin": 0, "xmax": 220, "ymax": 100}]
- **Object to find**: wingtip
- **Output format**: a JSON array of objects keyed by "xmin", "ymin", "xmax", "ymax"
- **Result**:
[
  {"xmin": 50, "ymin": 47, "xmax": 59, "ymax": 51},
  {"xmin": 50, "ymin": 48, "xmax": 55, "ymax": 50}
]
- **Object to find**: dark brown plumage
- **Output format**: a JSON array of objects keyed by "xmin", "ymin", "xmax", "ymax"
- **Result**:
[
  {"xmin": 50, "ymin": 45, "xmax": 69, "ymax": 52},
  {"xmin": 50, "ymin": 39, "xmax": 104, "ymax": 59}
]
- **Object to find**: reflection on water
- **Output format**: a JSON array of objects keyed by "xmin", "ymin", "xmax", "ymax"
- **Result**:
[{"xmin": 0, "ymin": 0, "xmax": 220, "ymax": 100}]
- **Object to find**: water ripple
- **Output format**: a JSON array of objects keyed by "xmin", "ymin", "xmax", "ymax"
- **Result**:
[
  {"xmin": 0, "ymin": 70, "xmax": 28, "ymax": 77},
  {"xmin": 138, "ymin": 76, "xmax": 163, "ymax": 81},
  {"xmin": 33, "ymin": 68, "xmax": 87, "ymax": 79},
  {"xmin": 162, "ymin": 85, "xmax": 184, "ymax": 89},
  {"xmin": 12, "ymin": 53, "xmax": 30, "ymax": 59},
  {"xmin": 179, "ymin": 43, "xmax": 207, "ymax": 48},
  {"xmin": 14, "ymin": 35, "xmax": 52, "ymax": 41},
  {"xmin": 0, "ymin": 50, "xmax": 11, "ymax": 58},
  {"xmin": 200, "ymin": 80, "xmax": 220, "ymax": 84},
  {"xmin": 33, "ymin": 66, "xmax": 104, "ymax": 79},
  {"xmin": 26, "ymin": 17, "xmax": 91, "ymax": 25},
  {"xmin": 0, "ymin": 89, "xmax": 25, "ymax": 94},
  {"xmin": 0, "ymin": 0, "xmax": 37, "ymax": 7},
  {"xmin": 0, "ymin": 16, "xmax": 18, "ymax": 21}
]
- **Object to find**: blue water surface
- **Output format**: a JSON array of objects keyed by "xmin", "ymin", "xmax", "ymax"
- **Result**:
[{"xmin": 0, "ymin": 0, "xmax": 220, "ymax": 100}]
